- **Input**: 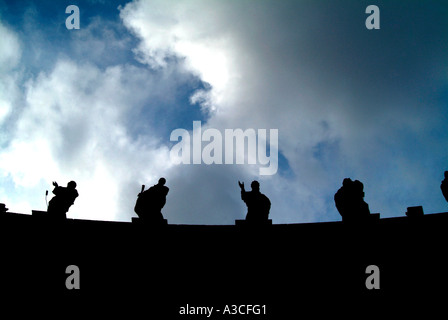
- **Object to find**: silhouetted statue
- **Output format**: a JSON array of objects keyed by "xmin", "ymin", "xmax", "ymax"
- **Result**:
[
  {"xmin": 134, "ymin": 178, "xmax": 169, "ymax": 223},
  {"xmin": 0, "ymin": 203, "xmax": 8, "ymax": 213},
  {"xmin": 47, "ymin": 181, "xmax": 79, "ymax": 220},
  {"xmin": 334, "ymin": 178, "xmax": 370, "ymax": 222},
  {"xmin": 441, "ymin": 171, "xmax": 448, "ymax": 202},
  {"xmin": 239, "ymin": 180, "xmax": 271, "ymax": 223}
]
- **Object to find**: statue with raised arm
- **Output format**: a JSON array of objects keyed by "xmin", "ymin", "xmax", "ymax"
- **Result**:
[{"xmin": 239, "ymin": 180, "xmax": 271, "ymax": 223}]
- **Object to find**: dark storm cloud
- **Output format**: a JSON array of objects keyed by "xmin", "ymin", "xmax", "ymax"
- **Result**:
[{"xmin": 122, "ymin": 0, "xmax": 448, "ymax": 222}]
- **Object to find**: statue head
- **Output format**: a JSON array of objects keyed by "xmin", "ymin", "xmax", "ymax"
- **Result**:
[
  {"xmin": 67, "ymin": 181, "xmax": 77, "ymax": 189},
  {"xmin": 251, "ymin": 180, "xmax": 260, "ymax": 192}
]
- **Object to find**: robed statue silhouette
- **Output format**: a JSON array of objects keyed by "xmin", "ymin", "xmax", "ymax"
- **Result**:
[
  {"xmin": 47, "ymin": 181, "xmax": 79, "ymax": 219},
  {"xmin": 239, "ymin": 180, "xmax": 271, "ymax": 223},
  {"xmin": 334, "ymin": 178, "xmax": 370, "ymax": 222},
  {"xmin": 134, "ymin": 177, "xmax": 169, "ymax": 223}
]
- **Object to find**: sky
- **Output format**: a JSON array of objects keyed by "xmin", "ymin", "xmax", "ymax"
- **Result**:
[{"xmin": 0, "ymin": 0, "xmax": 447, "ymax": 224}]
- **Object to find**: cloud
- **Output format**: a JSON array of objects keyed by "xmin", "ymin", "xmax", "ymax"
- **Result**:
[
  {"xmin": 1, "ymin": 1, "xmax": 447, "ymax": 225},
  {"xmin": 0, "ymin": 55, "xmax": 174, "ymax": 220},
  {"xmin": 120, "ymin": 0, "xmax": 240, "ymax": 112},
  {"xmin": 120, "ymin": 0, "xmax": 448, "ymax": 222},
  {"xmin": 0, "ymin": 22, "xmax": 21, "ymax": 70},
  {"xmin": 0, "ymin": 22, "xmax": 22, "ymax": 124},
  {"xmin": 117, "ymin": 0, "xmax": 337, "ymax": 223}
]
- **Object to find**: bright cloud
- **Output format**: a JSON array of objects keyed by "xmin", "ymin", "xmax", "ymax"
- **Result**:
[
  {"xmin": 0, "ymin": 52, "xmax": 173, "ymax": 221},
  {"xmin": 0, "ymin": 22, "xmax": 21, "ymax": 124}
]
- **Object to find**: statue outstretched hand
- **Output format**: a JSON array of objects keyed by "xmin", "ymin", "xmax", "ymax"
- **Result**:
[
  {"xmin": 52, "ymin": 181, "xmax": 59, "ymax": 187},
  {"xmin": 238, "ymin": 181, "xmax": 245, "ymax": 191}
]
